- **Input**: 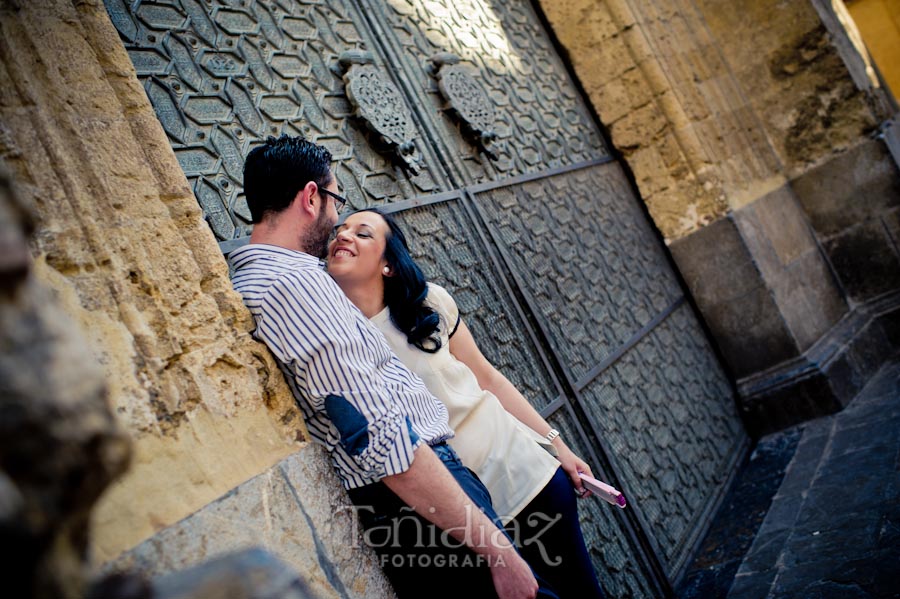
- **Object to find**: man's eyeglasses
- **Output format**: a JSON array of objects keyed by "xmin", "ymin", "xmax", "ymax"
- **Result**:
[{"xmin": 319, "ymin": 187, "xmax": 347, "ymax": 214}]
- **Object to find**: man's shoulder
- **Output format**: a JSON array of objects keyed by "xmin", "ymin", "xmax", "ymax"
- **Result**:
[{"xmin": 231, "ymin": 244, "xmax": 323, "ymax": 287}]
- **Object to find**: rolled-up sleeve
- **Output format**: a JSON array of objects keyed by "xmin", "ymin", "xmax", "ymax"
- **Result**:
[{"xmin": 256, "ymin": 271, "xmax": 422, "ymax": 484}]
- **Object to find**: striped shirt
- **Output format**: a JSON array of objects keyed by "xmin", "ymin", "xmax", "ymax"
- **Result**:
[{"xmin": 229, "ymin": 243, "xmax": 453, "ymax": 489}]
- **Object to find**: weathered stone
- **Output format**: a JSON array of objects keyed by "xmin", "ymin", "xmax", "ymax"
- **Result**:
[
  {"xmin": 732, "ymin": 185, "xmax": 847, "ymax": 350},
  {"xmin": 0, "ymin": 170, "xmax": 130, "ymax": 598},
  {"xmin": 822, "ymin": 220, "xmax": 900, "ymax": 303},
  {"xmin": 538, "ymin": 0, "xmax": 900, "ymax": 390},
  {"xmin": 106, "ymin": 446, "xmax": 395, "ymax": 599},
  {"xmin": 0, "ymin": 0, "xmax": 398, "ymax": 591},
  {"xmin": 791, "ymin": 138, "xmax": 900, "ymax": 238},
  {"xmin": 151, "ymin": 548, "xmax": 319, "ymax": 599},
  {"xmin": 0, "ymin": 171, "xmax": 33, "ymax": 292},
  {"xmin": 669, "ymin": 215, "xmax": 799, "ymax": 377},
  {"xmin": 729, "ymin": 359, "xmax": 900, "ymax": 598}
]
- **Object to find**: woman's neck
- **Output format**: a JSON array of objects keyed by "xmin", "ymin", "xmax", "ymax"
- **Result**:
[{"xmin": 338, "ymin": 278, "xmax": 386, "ymax": 319}]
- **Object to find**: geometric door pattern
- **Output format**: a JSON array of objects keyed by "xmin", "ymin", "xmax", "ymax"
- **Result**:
[{"xmin": 106, "ymin": 0, "xmax": 749, "ymax": 596}]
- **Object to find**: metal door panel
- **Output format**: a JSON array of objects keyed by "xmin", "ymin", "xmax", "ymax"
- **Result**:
[
  {"xmin": 465, "ymin": 159, "xmax": 746, "ymax": 586},
  {"xmin": 106, "ymin": 0, "xmax": 451, "ymax": 244},
  {"xmin": 362, "ymin": 0, "xmax": 608, "ymax": 183},
  {"xmin": 547, "ymin": 408, "xmax": 664, "ymax": 599},
  {"xmin": 578, "ymin": 303, "xmax": 745, "ymax": 575},
  {"xmin": 472, "ymin": 163, "xmax": 683, "ymax": 381}
]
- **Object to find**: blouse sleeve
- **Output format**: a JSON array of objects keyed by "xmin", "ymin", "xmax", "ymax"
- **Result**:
[{"xmin": 425, "ymin": 283, "xmax": 461, "ymax": 339}]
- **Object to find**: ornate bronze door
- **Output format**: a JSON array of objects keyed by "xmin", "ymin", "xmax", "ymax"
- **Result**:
[{"xmin": 106, "ymin": 0, "xmax": 748, "ymax": 595}]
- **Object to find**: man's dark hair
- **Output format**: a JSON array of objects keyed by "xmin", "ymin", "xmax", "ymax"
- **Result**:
[{"xmin": 242, "ymin": 135, "xmax": 333, "ymax": 223}]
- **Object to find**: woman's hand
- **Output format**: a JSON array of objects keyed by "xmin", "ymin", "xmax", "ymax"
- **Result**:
[{"xmin": 554, "ymin": 441, "xmax": 594, "ymax": 499}]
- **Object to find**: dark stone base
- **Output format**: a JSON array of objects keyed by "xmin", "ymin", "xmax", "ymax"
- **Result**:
[
  {"xmin": 737, "ymin": 290, "xmax": 900, "ymax": 436},
  {"xmin": 675, "ymin": 428, "xmax": 802, "ymax": 599}
]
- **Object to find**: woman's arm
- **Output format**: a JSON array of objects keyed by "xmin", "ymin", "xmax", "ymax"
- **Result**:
[{"xmin": 448, "ymin": 319, "xmax": 594, "ymax": 496}]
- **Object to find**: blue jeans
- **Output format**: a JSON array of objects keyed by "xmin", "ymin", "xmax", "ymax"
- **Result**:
[
  {"xmin": 348, "ymin": 443, "xmax": 559, "ymax": 599},
  {"xmin": 507, "ymin": 467, "xmax": 606, "ymax": 599}
]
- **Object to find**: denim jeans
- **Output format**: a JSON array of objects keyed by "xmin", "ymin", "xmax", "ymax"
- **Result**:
[
  {"xmin": 507, "ymin": 467, "xmax": 606, "ymax": 598},
  {"xmin": 347, "ymin": 442, "xmax": 559, "ymax": 599}
]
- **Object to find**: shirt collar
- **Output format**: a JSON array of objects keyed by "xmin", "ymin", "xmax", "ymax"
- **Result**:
[{"xmin": 229, "ymin": 243, "xmax": 323, "ymax": 270}]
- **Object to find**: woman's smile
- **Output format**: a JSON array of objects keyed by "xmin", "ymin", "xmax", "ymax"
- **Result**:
[{"xmin": 326, "ymin": 211, "xmax": 391, "ymax": 287}]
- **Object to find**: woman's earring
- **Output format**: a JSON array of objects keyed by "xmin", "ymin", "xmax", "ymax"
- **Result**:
[{"xmin": 383, "ymin": 266, "xmax": 390, "ymax": 275}]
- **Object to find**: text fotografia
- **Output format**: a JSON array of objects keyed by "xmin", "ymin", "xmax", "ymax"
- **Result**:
[
  {"xmin": 340, "ymin": 504, "xmax": 564, "ymax": 566},
  {"xmin": 378, "ymin": 552, "xmax": 508, "ymax": 568}
]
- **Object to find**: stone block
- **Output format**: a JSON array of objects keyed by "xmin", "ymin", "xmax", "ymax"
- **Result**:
[
  {"xmin": 780, "ymin": 431, "xmax": 827, "ymax": 484},
  {"xmin": 838, "ymin": 389, "xmax": 900, "ymax": 424},
  {"xmin": 734, "ymin": 186, "xmax": 815, "ymax": 267},
  {"xmin": 782, "ymin": 518, "xmax": 879, "ymax": 570},
  {"xmin": 740, "ymin": 526, "xmax": 790, "ymax": 575},
  {"xmin": 669, "ymin": 215, "xmax": 768, "ymax": 304},
  {"xmin": 676, "ymin": 560, "xmax": 743, "ymax": 599},
  {"xmin": 822, "ymin": 220, "xmax": 900, "ymax": 303},
  {"xmin": 797, "ymin": 413, "xmax": 833, "ymax": 439},
  {"xmin": 628, "ymin": 146, "xmax": 669, "ymax": 195},
  {"xmin": 759, "ymin": 494, "xmax": 803, "ymax": 533},
  {"xmin": 794, "ymin": 484, "xmax": 888, "ymax": 531},
  {"xmin": 151, "ymin": 548, "xmax": 317, "ymax": 599},
  {"xmin": 824, "ymin": 346, "xmax": 871, "ymax": 407},
  {"xmin": 791, "ymin": 139, "xmax": 900, "ymax": 237},
  {"xmin": 705, "ymin": 285, "xmax": 800, "ymax": 377},
  {"xmin": 774, "ymin": 251, "xmax": 848, "ymax": 350},
  {"xmin": 669, "ymin": 214, "xmax": 800, "ymax": 370},
  {"xmin": 738, "ymin": 285, "xmax": 900, "ymax": 435},
  {"xmin": 821, "ymin": 549, "xmax": 900, "ymax": 598},
  {"xmin": 740, "ymin": 371, "xmax": 843, "ymax": 437},
  {"xmin": 843, "ymin": 322, "xmax": 893, "ymax": 390},
  {"xmin": 850, "ymin": 355, "xmax": 900, "ymax": 402},
  {"xmin": 816, "ymin": 438, "xmax": 898, "ymax": 480},
  {"xmin": 771, "ymin": 564, "xmax": 873, "ymax": 599},
  {"xmin": 611, "ymin": 101, "xmax": 668, "ymax": 151},
  {"xmin": 104, "ymin": 446, "xmax": 394, "ymax": 599},
  {"xmin": 727, "ymin": 568, "xmax": 777, "ymax": 599},
  {"xmin": 594, "ymin": 79, "xmax": 635, "ymax": 125},
  {"xmin": 733, "ymin": 185, "xmax": 847, "ymax": 350}
]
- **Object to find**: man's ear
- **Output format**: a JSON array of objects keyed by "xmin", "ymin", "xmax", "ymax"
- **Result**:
[{"xmin": 293, "ymin": 181, "xmax": 319, "ymax": 218}]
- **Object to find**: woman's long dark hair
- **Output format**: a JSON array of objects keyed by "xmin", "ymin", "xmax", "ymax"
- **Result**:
[{"xmin": 360, "ymin": 208, "xmax": 443, "ymax": 353}]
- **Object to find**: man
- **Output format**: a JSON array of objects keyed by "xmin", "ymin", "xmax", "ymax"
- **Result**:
[{"xmin": 229, "ymin": 135, "xmax": 552, "ymax": 599}]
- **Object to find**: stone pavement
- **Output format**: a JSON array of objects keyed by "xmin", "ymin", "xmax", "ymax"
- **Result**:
[{"xmin": 678, "ymin": 356, "xmax": 900, "ymax": 598}]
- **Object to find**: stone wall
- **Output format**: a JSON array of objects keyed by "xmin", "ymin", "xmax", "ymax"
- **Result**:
[
  {"xmin": 539, "ymin": 0, "xmax": 900, "ymax": 431},
  {"xmin": 0, "ymin": 1, "xmax": 390, "ymax": 595},
  {"xmin": 539, "ymin": 0, "xmax": 890, "ymax": 238}
]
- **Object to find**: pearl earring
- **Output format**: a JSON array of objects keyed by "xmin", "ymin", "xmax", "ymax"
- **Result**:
[{"xmin": 383, "ymin": 266, "xmax": 390, "ymax": 274}]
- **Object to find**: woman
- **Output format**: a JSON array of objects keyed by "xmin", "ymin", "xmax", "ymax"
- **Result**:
[{"xmin": 327, "ymin": 208, "xmax": 605, "ymax": 598}]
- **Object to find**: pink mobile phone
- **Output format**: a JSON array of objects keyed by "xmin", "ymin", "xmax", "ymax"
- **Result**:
[{"xmin": 578, "ymin": 473, "xmax": 627, "ymax": 508}]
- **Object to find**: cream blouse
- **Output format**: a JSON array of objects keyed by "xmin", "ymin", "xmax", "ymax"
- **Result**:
[{"xmin": 370, "ymin": 283, "xmax": 559, "ymax": 522}]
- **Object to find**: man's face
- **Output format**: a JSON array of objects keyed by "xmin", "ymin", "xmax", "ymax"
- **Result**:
[{"xmin": 302, "ymin": 175, "xmax": 340, "ymax": 259}]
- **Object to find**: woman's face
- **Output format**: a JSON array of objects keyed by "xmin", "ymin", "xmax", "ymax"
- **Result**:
[{"xmin": 326, "ymin": 211, "xmax": 391, "ymax": 286}]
